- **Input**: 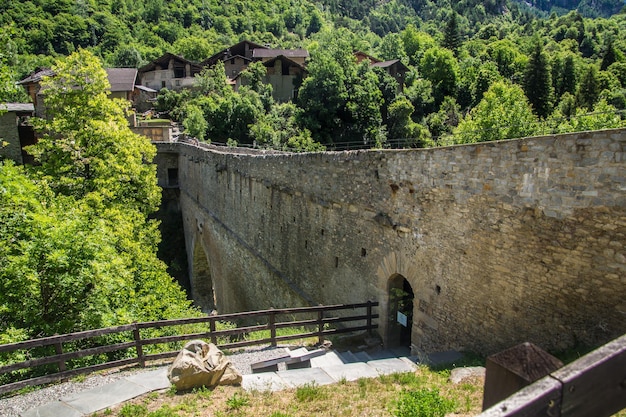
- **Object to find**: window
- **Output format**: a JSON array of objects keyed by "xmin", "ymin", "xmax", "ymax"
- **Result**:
[
  {"xmin": 173, "ymin": 62, "xmax": 186, "ymax": 79},
  {"xmin": 161, "ymin": 81, "xmax": 166, "ymax": 88}
]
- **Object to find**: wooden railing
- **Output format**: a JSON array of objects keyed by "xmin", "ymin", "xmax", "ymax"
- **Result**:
[
  {"xmin": 0, "ymin": 301, "xmax": 378, "ymax": 396},
  {"xmin": 479, "ymin": 333, "xmax": 626, "ymax": 417}
]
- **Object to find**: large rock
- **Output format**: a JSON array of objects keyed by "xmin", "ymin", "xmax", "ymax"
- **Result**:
[
  {"xmin": 449, "ymin": 366, "xmax": 486, "ymax": 384},
  {"xmin": 167, "ymin": 340, "xmax": 242, "ymax": 391}
]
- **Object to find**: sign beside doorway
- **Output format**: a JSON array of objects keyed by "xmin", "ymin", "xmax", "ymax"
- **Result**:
[{"xmin": 397, "ymin": 311, "xmax": 408, "ymax": 327}]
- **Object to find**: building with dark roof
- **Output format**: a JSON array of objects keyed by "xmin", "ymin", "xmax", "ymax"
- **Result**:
[
  {"xmin": 236, "ymin": 55, "xmax": 307, "ymax": 102},
  {"xmin": 137, "ymin": 52, "xmax": 203, "ymax": 91},
  {"xmin": 106, "ymin": 68, "xmax": 138, "ymax": 100},
  {"xmin": 202, "ymin": 40, "xmax": 268, "ymax": 79},
  {"xmin": 252, "ymin": 48, "xmax": 309, "ymax": 66}
]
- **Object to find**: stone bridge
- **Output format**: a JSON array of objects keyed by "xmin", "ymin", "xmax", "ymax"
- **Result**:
[{"xmin": 154, "ymin": 130, "xmax": 626, "ymax": 355}]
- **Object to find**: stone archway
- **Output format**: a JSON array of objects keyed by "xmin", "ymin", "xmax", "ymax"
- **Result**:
[
  {"xmin": 387, "ymin": 274, "xmax": 415, "ymax": 349},
  {"xmin": 376, "ymin": 252, "xmax": 421, "ymax": 353},
  {"xmin": 191, "ymin": 236, "xmax": 216, "ymax": 313}
]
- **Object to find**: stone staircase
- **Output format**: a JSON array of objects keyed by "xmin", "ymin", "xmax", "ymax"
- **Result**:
[{"xmin": 241, "ymin": 347, "xmax": 421, "ymax": 391}]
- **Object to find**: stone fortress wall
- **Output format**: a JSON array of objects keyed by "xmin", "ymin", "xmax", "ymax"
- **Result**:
[{"xmin": 154, "ymin": 129, "xmax": 625, "ymax": 355}]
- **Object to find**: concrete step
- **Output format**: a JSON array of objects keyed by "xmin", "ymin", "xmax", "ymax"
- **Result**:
[
  {"xmin": 337, "ymin": 350, "xmax": 359, "ymax": 363},
  {"xmin": 309, "ymin": 351, "xmax": 345, "ymax": 368},
  {"xmin": 367, "ymin": 357, "xmax": 417, "ymax": 375},
  {"xmin": 368, "ymin": 349, "xmax": 398, "ymax": 360},
  {"xmin": 353, "ymin": 350, "xmax": 372, "ymax": 362}
]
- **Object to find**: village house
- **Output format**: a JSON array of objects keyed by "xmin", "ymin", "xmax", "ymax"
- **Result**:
[
  {"xmin": 354, "ymin": 51, "xmax": 409, "ymax": 91},
  {"xmin": 252, "ymin": 48, "xmax": 309, "ymax": 66},
  {"xmin": 137, "ymin": 52, "xmax": 203, "ymax": 91},
  {"xmin": 201, "ymin": 40, "xmax": 267, "ymax": 79},
  {"xmin": 0, "ymin": 103, "xmax": 36, "ymax": 165},
  {"xmin": 235, "ymin": 55, "xmax": 307, "ymax": 102},
  {"xmin": 19, "ymin": 67, "xmax": 152, "ymax": 117}
]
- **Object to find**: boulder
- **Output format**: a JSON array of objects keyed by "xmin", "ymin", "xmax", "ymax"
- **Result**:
[
  {"xmin": 449, "ymin": 366, "xmax": 486, "ymax": 384},
  {"xmin": 167, "ymin": 340, "xmax": 242, "ymax": 391}
]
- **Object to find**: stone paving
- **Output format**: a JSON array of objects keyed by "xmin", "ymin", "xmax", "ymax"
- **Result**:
[{"xmin": 22, "ymin": 349, "xmax": 461, "ymax": 416}]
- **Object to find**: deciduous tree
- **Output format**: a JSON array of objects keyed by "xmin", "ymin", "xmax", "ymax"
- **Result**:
[
  {"xmin": 28, "ymin": 49, "xmax": 160, "ymax": 215},
  {"xmin": 454, "ymin": 81, "xmax": 539, "ymax": 143}
]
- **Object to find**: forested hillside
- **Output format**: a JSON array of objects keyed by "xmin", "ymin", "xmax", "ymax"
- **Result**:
[{"xmin": 2, "ymin": 0, "xmax": 626, "ymax": 150}]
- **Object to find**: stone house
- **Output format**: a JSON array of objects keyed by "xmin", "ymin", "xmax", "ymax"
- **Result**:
[
  {"xmin": 19, "ymin": 67, "xmax": 149, "ymax": 117},
  {"xmin": 201, "ymin": 40, "xmax": 268, "ymax": 79},
  {"xmin": 235, "ymin": 55, "xmax": 307, "ymax": 102},
  {"xmin": 0, "ymin": 103, "xmax": 35, "ymax": 165},
  {"xmin": 137, "ymin": 53, "xmax": 203, "ymax": 91},
  {"xmin": 252, "ymin": 48, "xmax": 309, "ymax": 66}
]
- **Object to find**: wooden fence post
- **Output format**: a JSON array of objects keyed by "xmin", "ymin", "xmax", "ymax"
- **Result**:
[
  {"xmin": 209, "ymin": 317, "xmax": 217, "ymax": 345},
  {"xmin": 269, "ymin": 309, "xmax": 277, "ymax": 347},
  {"xmin": 133, "ymin": 323, "xmax": 145, "ymax": 368},
  {"xmin": 366, "ymin": 301, "xmax": 373, "ymax": 336},
  {"xmin": 317, "ymin": 309, "xmax": 324, "ymax": 346},
  {"xmin": 54, "ymin": 336, "xmax": 66, "ymax": 373}
]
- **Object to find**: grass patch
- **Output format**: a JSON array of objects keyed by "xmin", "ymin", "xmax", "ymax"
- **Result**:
[
  {"xmin": 225, "ymin": 392, "xmax": 249, "ymax": 410},
  {"xmin": 392, "ymin": 388, "xmax": 456, "ymax": 417},
  {"xmin": 295, "ymin": 382, "xmax": 326, "ymax": 402},
  {"xmin": 92, "ymin": 363, "xmax": 486, "ymax": 417}
]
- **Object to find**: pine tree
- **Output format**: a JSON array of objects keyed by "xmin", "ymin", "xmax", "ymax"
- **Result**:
[
  {"xmin": 443, "ymin": 12, "xmax": 461, "ymax": 54},
  {"xmin": 600, "ymin": 40, "xmax": 618, "ymax": 71},
  {"xmin": 577, "ymin": 65, "xmax": 600, "ymax": 110},
  {"xmin": 523, "ymin": 40, "xmax": 553, "ymax": 119},
  {"xmin": 560, "ymin": 54, "xmax": 577, "ymax": 97}
]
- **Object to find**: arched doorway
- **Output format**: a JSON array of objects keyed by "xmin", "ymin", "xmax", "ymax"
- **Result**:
[
  {"xmin": 387, "ymin": 274, "xmax": 414, "ymax": 349},
  {"xmin": 191, "ymin": 237, "xmax": 216, "ymax": 313}
]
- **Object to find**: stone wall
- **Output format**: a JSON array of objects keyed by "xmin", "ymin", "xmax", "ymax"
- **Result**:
[
  {"xmin": 0, "ymin": 112, "xmax": 23, "ymax": 164},
  {"xmin": 155, "ymin": 129, "xmax": 625, "ymax": 355}
]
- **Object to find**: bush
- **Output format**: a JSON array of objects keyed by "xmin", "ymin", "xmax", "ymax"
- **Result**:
[{"xmin": 392, "ymin": 388, "xmax": 456, "ymax": 417}]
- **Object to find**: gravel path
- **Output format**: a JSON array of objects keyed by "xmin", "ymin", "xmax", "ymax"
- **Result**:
[{"xmin": 0, "ymin": 345, "xmax": 291, "ymax": 417}]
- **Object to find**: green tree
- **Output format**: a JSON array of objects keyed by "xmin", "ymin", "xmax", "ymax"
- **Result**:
[
  {"xmin": 239, "ymin": 61, "xmax": 273, "ymax": 111},
  {"xmin": 1, "ymin": 50, "xmax": 198, "ymax": 339},
  {"xmin": 472, "ymin": 61, "xmax": 501, "ymax": 105},
  {"xmin": 576, "ymin": 64, "xmax": 601, "ymax": 110},
  {"xmin": 487, "ymin": 39, "xmax": 526, "ymax": 79},
  {"xmin": 523, "ymin": 40, "xmax": 553, "ymax": 119},
  {"xmin": 378, "ymin": 33, "xmax": 409, "ymax": 63},
  {"xmin": 0, "ymin": 26, "xmax": 29, "ymax": 102},
  {"xmin": 108, "ymin": 45, "xmax": 145, "ymax": 68},
  {"xmin": 387, "ymin": 96, "xmax": 432, "ymax": 148},
  {"xmin": 297, "ymin": 31, "xmax": 384, "ymax": 147},
  {"xmin": 401, "ymin": 24, "xmax": 436, "ymax": 66},
  {"xmin": 28, "ymin": 50, "xmax": 160, "ymax": 215},
  {"xmin": 420, "ymin": 47, "xmax": 459, "ymax": 105},
  {"xmin": 183, "ymin": 104, "xmax": 208, "ymax": 141},
  {"xmin": 600, "ymin": 40, "xmax": 619, "ymax": 71},
  {"xmin": 172, "ymin": 35, "xmax": 213, "ymax": 62},
  {"xmin": 550, "ymin": 99, "xmax": 625, "ymax": 133},
  {"xmin": 442, "ymin": 12, "xmax": 461, "ymax": 54},
  {"xmin": 554, "ymin": 53, "xmax": 578, "ymax": 98},
  {"xmin": 426, "ymin": 96, "xmax": 461, "ymax": 141},
  {"xmin": 454, "ymin": 81, "xmax": 539, "ymax": 143},
  {"xmin": 249, "ymin": 102, "xmax": 324, "ymax": 152}
]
